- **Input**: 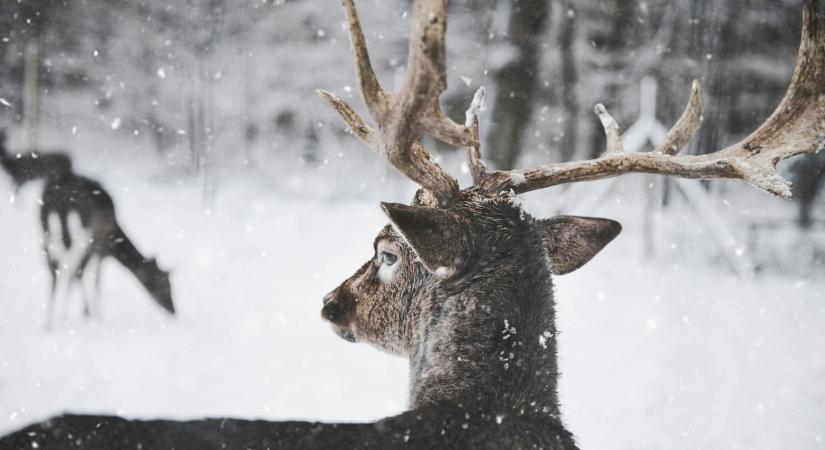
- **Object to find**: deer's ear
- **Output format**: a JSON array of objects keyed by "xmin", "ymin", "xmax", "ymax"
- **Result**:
[
  {"xmin": 537, "ymin": 216, "xmax": 621, "ymax": 275},
  {"xmin": 381, "ymin": 202, "xmax": 468, "ymax": 274}
]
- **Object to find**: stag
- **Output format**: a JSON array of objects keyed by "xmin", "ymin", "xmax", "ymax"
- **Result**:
[{"xmin": 1, "ymin": 1, "xmax": 823, "ymax": 449}]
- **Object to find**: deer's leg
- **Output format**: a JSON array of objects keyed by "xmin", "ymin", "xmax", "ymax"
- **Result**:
[
  {"xmin": 50, "ymin": 211, "xmax": 91, "ymax": 323},
  {"xmin": 65, "ymin": 212, "xmax": 92, "ymax": 320},
  {"xmin": 42, "ymin": 212, "xmax": 66, "ymax": 331},
  {"xmin": 56, "ymin": 213, "xmax": 75, "ymax": 323},
  {"xmin": 44, "ymin": 257, "xmax": 58, "ymax": 331},
  {"xmin": 57, "ymin": 270, "xmax": 75, "ymax": 324},
  {"xmin": 77, "ymin": 254, "xmax": 93, "ymax": 318},
  {"xmin": 77, "ymin": 253, "xmax": 100, "ymax": 318},
  {"xmin": 91, "ymin": 256, "xmax": 103, "ymax": 317}
]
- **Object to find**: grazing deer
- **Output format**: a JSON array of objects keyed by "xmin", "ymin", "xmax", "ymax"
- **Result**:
[
  {"xmin": 1, "ymin": 1, "xmax": 823, "ymax": 449},
  {"xmin": 39, "ymin": 171, "xmax": 175, "ymax": 326},
  {"xmin": 0, "ymin": 129, "xmax": 175, "ymax": 327}
]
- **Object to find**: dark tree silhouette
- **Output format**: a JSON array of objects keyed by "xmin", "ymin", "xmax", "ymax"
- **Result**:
[
  {"xmin": 791, "ymin": 152, "xmax": 825, "ymax": 228},
  {"xmin": 487, "ymin": 0, "xmax": 551, "ymax": 170}
]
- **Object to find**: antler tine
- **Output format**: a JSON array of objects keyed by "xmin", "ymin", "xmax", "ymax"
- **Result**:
[
  {"xmin": 653, "ymin": 80, "xmax": 704, "ymax": 156},
  {"xmin": 316, "ymin": 89, "xmax": 376, "ymax": 147},
  {"xmin": 593, "ymin": 82, "xmax": 702, "ymax": 157},
  {"xmin": 479, "ymin": 0, "xmax": 825, "ymax": 199},
  {"xmin": 400, "ymin": 0, "xmax": 476, "ymax": 148},
  {"xmin": 341, "ymin": 0, "xmax": 390, "ymax": 118},
  {"xmin": 593, "ymin": 103, "xmax": 626, "ymax": 155},
  {"xmin": 464, "ymin": 87, "xmax": 488, "ymax": 185},
  {"xmin": 318, "ymin": 0, "xmax": 482, "ymax": 206},
  {"xmin": 318, "ymin": 88, "xmax": 460, "ymax": 206},
  {"xmin": 713, "ymin": 0, "xmax": 825, "ymax": 196}
]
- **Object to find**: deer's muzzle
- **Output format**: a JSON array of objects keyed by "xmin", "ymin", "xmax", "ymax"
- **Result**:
[{"xmin": 321, "ymin": 289, "xmax": 358, "ymax": 343}]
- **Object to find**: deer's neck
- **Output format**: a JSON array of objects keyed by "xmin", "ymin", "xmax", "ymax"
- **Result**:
[
  {"xmin": 406, "ymin": 222, "xmax": 561, "ymax": 420},
  {"xmin": 108, "ymin": 227, "xmax": 151, "ymax": 280}
]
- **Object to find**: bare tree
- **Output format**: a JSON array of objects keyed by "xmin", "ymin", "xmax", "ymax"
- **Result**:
[
  {"xmin": 791, "ymin": 151, "xmax": 825, "ymax": 228},
  {"xmin": 486, "ymin": 0, "xmax": 551, "ymax": 169},
  {"xmin": 558, "ymin": 0, "xmax": 578, "ymax": 162}
]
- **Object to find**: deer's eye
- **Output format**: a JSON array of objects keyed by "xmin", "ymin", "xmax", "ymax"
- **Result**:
[{"xmin": 381, "ymin": 250, "xmax": 398, "ymax": 266}]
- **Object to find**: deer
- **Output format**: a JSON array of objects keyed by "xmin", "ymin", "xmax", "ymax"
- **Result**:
[
  {"xmin": 1, "ymin": 0, "xmax": 823, "ymax": 449},
  {"xmin": 38, "ymin": 170, "xmax": 175, "ymax": 327},
  {"xmin": 0, "ymin": 129, "xmax": 175, "ymax": 328}
]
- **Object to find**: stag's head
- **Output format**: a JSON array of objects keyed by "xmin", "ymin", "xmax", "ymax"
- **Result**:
[
  {"xmin": 321, "ymin": 221, "xmax": 424, "ymax": 351},
  {"xmin": 318, "ymin": 0, "xmax": 825, "ymax": 352},
  {"xmin": 321, "ymin": 187, "xmax": 621, "ymax": 352}
]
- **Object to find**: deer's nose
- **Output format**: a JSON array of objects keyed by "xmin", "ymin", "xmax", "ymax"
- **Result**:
[
  {"xmin": 323, "ymin": 307, "xmax": 339, "ymax": 323},
  {"xmin": 321, "ymin": 299, "xmax": 342, "ymax": 323},
  {"xmin": 322, "ymin": 291, "xmax": 335, "ymax": 306}
]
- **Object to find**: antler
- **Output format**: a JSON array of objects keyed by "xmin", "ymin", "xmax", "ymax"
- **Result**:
[
  {"xmin": 317, "ymin": 0, "xmax": 477, "ymax": 207},
  {"xmin": 473, "ymin": 0, "xmax": 825, "ymax": 199}
]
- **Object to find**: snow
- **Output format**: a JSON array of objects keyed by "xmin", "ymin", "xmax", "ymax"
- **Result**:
[
  {"xmin": 0, "ymin": 161, "xmax": 823, "ymax": 449},
  {"xmin": 1, "ymin": 16, "xmax": 825, "ymax": 438},
  {"xmin": 0, "ymin": 163, "xmax": 411, "ymax": 432},
  {"xmin": 556, "ymin": 242, "xmax": 825, "ymax": 449},
  {"xmin": 464, "ymin": 87, "xmax": 486, "ymax": 127},
  {"xmin": 593, "ymin": 103, "xmax": 616, "ymax": 129},
  {"xmin": 509, "ymin": 172, "xmax": 527, "ymax": 186}
]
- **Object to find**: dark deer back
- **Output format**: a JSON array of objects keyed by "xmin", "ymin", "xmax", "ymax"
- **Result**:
[{"xmin": 0, "ymin": 129, "xmax": 72, "ymax": 187}]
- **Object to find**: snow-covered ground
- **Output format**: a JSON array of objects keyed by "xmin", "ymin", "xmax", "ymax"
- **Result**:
[{"xmin": 1, "ymin": 150, "xmax": 824, "ymax": 449}]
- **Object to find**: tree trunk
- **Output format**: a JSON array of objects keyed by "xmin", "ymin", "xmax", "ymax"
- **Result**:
[
  {"xmin": 486, "ymin": 0, "xmax": 550, "ymax": 170},
  {"xmin": 586, "ymin": 0, "xmax": 634, "ymax": 159},
  {"xmin": 686, "ymin": 0, "xmax": 731, "ymax": 158},
  {"xmin": 558, "ymin": 0, "xmax": 578, "ymax": 162},
  {"xmin": 791, "ymin": 151, "xmax": 825, "ymax": 228}
]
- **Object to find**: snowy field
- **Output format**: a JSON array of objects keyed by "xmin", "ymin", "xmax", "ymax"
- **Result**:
[{"xmin": 1, "ymin": 147, "xmax": 824, "ymax": 449}]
